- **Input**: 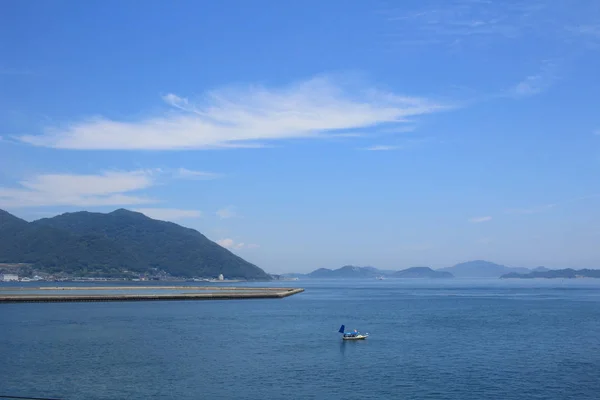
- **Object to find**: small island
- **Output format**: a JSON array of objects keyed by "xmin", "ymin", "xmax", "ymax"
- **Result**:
[
  {"xmin": 284, "ymin": 261, "xmax": 600, "ymax": 280},
  {"xmin": 281, "ymin": 265, "xmax": 455, "ymax": 279},
  {"xmin": 500, "ymin": 269, "xmax": 600, "ymax": 279},
  {"xmin": 392, "ymin": 267, "xmax": 453, "ymax": 279}
]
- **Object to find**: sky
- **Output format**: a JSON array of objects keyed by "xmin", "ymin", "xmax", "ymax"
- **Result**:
[{"xmin": 1, "ymin": 0, "xmax": 600, "ymax": 273}]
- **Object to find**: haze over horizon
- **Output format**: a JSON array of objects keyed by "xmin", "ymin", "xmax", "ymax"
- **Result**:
[{"xmin": 2, "ymin": 1, "xmax": 600, "ymax": 273}]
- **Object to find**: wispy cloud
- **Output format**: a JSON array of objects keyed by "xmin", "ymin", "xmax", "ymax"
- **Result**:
[
  {"xmin": 360, "ymin": 136, "xmax": 436, "ymax": 151},
  {"xmin": 510, "ymin": 61, "xmax": 557, "ymax": 97},
  {"xmin": 381, "ymin": 0, "xmax": 551, "ymax": 48},
  {"xmin": 469, "ymin": 216, "xmax": 492, "ymax": 223},
  {"xmin": 504, "ymin": 194, "xmax": 600, "ymax": 216},
  {"xmin": 174, "ymin": 168, "xmax": 222, "ymax": 180},
  {"xmin": 380, "ymin": 0, "xmax": 600, "ymax": 55},
  {"xmin": 216, "ymin": 238, "xmax": 258, "ymax": 250},
  {"xmin": 216, "ymin": 206, "xmax": 237, "ymax": 219},
  {"xmin": 594, "ymin": 129, "xmax": 600, "ymax": 136},
  {"xmin": 512, "ymin": 74, "xmax": 547, "ymax": 96},
  {"xmin": 363, "ymin": 145, "xmax": 402, "ymax": 151},
  {"xmin": 133, "ymin": 208, "xmax": 202, "ymax": 221},
  {"xmin": 0, "ymin": 167, "xmax": 218, "ymax": 208},
  {"xmin": 0, "ymin": 170, "xmax": 157, "ymax": 208},
  {"xmin": 17, "ymin": 75, "xmax": 452, "ymax": 150}
]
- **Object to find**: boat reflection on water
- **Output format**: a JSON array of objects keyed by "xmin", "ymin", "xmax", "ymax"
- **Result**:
[{"xmin": 340, "ymin": 340, "xmax": 347, "ymax": 355}]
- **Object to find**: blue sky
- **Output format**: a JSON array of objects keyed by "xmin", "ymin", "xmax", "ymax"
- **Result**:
[{"xmin": 1, "ymin": 0, "xmax": 600, "ymax": 272}]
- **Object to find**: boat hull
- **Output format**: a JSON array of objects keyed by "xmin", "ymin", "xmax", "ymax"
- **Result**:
[{"xmin": 342, "ymin": 335, "xmax": 368, "ymax": 340}]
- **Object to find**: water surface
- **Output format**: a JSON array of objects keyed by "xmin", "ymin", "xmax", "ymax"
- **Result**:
[{"xmin": 1, "ymin": 279, "xmax": 599, "ymax": 399}]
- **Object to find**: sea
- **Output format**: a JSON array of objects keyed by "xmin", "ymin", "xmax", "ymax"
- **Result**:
[{"xmin": 2, "ymin": 278, "xmax": 600, "ymax": 400}]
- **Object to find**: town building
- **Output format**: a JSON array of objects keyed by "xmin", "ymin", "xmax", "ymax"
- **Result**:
[{"xmin": 1, "ymin": 274, "xmax": 19, "ymax": 282}]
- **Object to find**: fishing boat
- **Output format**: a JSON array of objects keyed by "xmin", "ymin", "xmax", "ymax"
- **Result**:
[{"xmin": 338, "ymin": 324, "xmax": 369, "ymax": 340}]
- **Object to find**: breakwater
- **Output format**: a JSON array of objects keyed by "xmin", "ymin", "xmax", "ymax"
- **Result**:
[{"xmin": 0, "ymin": 286, "xmax": 304, "ymax": 303}]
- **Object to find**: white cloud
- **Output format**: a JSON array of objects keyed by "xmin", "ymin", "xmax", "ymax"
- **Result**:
[
  {"xmin": 216, "ymin": 206, "xmax": 236, "ymax": 219},
  {"xmin": 17, "ymin": 75, "xmax": 451, "ymax": 150},
  {"xmin": 216, "ymin": 238, "xmax": 258, "ymax": 250},
  {"xmin": 363, "ymin": 145, "xmax": 402, "ymax": 151},
  {"xmin": 0, "ymin": 167, "xmax": 218, "ymax": 208},
  {"xmin": 469, "ymin": 216, "xmax": 492, "ymax": 223},
  {"xmin": 510, "ymin": 61, "xmax": 557, "ymax": 97},
  {"xmin": 512, "ymin": 74, "xmax": 546, "ymax": 96},
  {"xmin": 216, "ymin": 238, "xmax": 235, "ymax": 248},
  {"xmin": 175, "ymin": 168, "xmax": 222, "ymax": 180},
  {"xmin": 361, "ymin": 137, "xmax": 434, "ymax": 151},
  {"xmin": 0, "ymin": 170, "xmax": 157, "ymax": 208},
  {"xmin": 133, "ymin": 208, "xmax": 202, "ymax": 221}
]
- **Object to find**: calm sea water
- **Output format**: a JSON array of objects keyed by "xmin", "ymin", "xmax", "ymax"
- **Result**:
[{"xmin": 2, "ymin": 279, "xmax": 600, "ymax": 400}]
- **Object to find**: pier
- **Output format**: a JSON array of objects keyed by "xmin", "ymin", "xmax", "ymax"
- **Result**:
[{"xmin": 0, "ymin": 286, "xmax": 305, "ymax": 303}]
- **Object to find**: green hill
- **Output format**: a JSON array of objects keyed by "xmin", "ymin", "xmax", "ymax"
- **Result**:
[{"xmin": 0, "ymin": 208, "xmax": 271, "ymax": 280}]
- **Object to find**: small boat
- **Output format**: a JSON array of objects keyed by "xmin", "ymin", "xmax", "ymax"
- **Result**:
[{"xmin": 338, "ymin": 324, "xmax": 369, "ymax": 340}]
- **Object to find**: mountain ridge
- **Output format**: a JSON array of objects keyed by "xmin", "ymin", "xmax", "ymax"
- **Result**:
[
  {"xmin": 438, "ymin": 260, "xmax": 530, "ymax": 278},
  {"xmin": 0, "ymin": 208, "xmax": 271, "ymax": 280},
  {"xmin": 284, "ymin": 261, "xmax": 579, "ymax": 279},
  {"xmin": 285, "ymin": 265, "xmax": 456, "ymax": 279},
  {"xmin": 392, "ymin": 267, "xmax": 453, "ymax": 279}
]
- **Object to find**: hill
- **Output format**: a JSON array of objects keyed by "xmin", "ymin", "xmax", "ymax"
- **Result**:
[
  {"xmin": 439, "ymin": 260, "xmax": 530, "ymax": 278},
  {"xmin": 291, "ymin": 265, "xmax": 452, "ymax": 279},
  {"xmin": 0, "ymin": 210, "xmax": 138, "ymax": 277},
  {"xmin": 501, "ymin": 269, "xmax": 600, "ymax": 279},
  {"xmin": 306, "ymin": 265, "xmax": 384, "ymax": 279},
  {"xmin": 392, "ymin": 267, "xmax": 453, "ymax": 279},
  {"xmin": 282, "ymin": 261, "xmax": 565, "ymax": 281},
  {"xmin": 0, "ymin": 208, "xmax": 271, "ymax": 280}
]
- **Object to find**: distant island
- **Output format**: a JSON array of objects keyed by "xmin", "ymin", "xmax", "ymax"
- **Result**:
[
  {"xmin": 501, "ymin": 269, "xmax": 600, "ymax": 279},
  {"xmin": 304, "ymin": 265, "xmax": 395, "ymax": 279},
  {"xmin": 392, "ymin": 267, "xmax": 453, "ymax": 279},
  {"xmin": 282, "ymin": 265, "xmax": 455, "ymax": 279},
  {"xmin": 282, "ymin": 261, "xmax": 599, "ymax": 280},
  {"xmin": 437, "ymin": 260, "xmax": 530, "ymax": 278},
  {"xmin": 0, "ymin": 208, "xmax": 271, "ymax": 281}
]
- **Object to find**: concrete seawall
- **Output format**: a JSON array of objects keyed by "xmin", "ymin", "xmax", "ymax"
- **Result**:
[{"xmin": 0, "ymin": 287, "xmax": 305, "ymax": 303}]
